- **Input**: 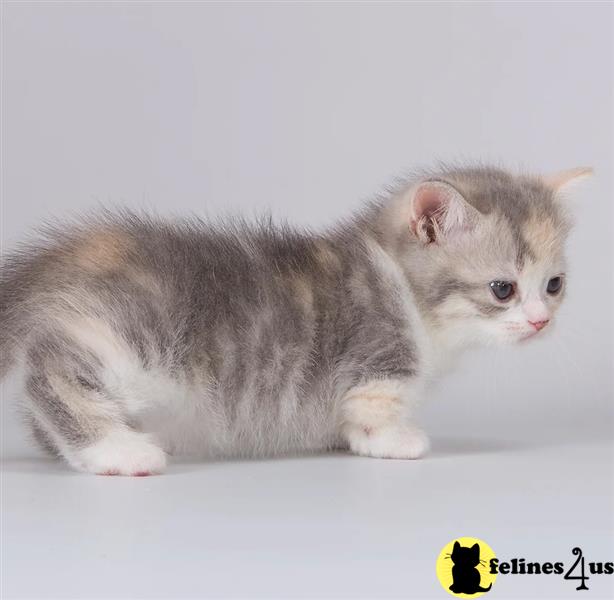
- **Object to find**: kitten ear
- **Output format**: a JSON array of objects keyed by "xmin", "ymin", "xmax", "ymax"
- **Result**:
[
  {"xmin": 408, "ymin": 181, "xmax": 479, "ymax": 244},
  {"xmin": 453, "ymin": 541, "xmax": 461, "ymax": 551},
  {"xmin": 471, "ymin": 543, "xmax": 480, "ymax": 553},
  {"xmin": 542, "ymin": 167, "xmax": 593, "ymax": 193}
]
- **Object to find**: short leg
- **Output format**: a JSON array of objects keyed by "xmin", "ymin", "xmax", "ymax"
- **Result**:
[
  {"xmin": 70, "ymin": 428, "xmax": 167, "ymax": 476},
  {"xmin": 341, "ymin": 378, "xmax": 430, "ymax": 459},
  {"xmin": 25, "ymin": 410, "xmax": 61, "ymax": 456},
  {"xmin": 25, "ymin": 336, "xmax": 167, "ymax": 476}
]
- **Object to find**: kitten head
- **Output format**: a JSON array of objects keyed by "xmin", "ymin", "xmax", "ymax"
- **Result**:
[
  {"xmin": 401, "ymin": 165, "xmax": 591, "ymax": 346},
  {"xmin": 450, "ymin": 541, "xmax": 480, "ymax": 567}
]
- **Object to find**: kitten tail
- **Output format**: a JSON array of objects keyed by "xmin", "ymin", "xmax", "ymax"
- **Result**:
[{"xmin": 0, "ymin": 259, "xmax": 33, "ymax": 379}]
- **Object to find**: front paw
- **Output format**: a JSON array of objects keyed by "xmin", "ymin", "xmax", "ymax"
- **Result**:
[{"xmin": 346, "ymin": 423, "xmax": 430, "ymax": 459}]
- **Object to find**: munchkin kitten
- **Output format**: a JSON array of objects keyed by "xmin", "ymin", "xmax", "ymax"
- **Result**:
[{"xmin": 0, "ymin": 165, "xmax": 590, "ymax": 475}]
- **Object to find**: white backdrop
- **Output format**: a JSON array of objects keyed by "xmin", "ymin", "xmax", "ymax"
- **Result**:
[
  {"xmin": 2, "ymin": 2, "xmax": 612, "ymax": 453},
  {"xmin": 2, "ymin": 5, "xmax": 613, "ymax": 599}
]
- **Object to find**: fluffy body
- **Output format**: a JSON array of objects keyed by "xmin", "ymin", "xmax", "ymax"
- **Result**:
[{"xmin": 0, "ymin": 165, "xmax": 578, "ymax": 475}]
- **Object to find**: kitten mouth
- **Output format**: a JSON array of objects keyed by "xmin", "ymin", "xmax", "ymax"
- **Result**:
[
  {"xmin": 518, "ymin": 330, "xmax": 538, "ymax": 341},
  {"xmin": 504, "ymin": 324, "xmax": 539, "ymax": 342}
]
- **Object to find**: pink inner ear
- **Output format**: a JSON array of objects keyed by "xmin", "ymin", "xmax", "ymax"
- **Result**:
[
  {"xmin": 410, "ymin": 182, "xmax": 472, "ymax": 242},
  {"xmin": 414, "ymin": 186, "xmax": 447, "ymax": 219}
]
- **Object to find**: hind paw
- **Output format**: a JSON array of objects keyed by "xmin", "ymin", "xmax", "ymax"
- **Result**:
[{"xmin": 68, "ymin": 430, "xmax": 167, "ymax": 476}]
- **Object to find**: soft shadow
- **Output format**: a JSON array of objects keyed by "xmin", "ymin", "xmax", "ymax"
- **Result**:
[
  {"xmin": 431, "ymin": 426, "xmax": 614, "ymax": 459},
  {"xmin": 430, "ymin": 436, "xmax": 530, "ymax": 458},
  {"xmin": 168, "ymin": 449, "xmax": 343, "ymax": 474},
  {"xmin": 4, "ymin": 435, "xmax": 610, "ymax": 475},
  {"xmin": 0, "ymin": 450, "xmax": 342, "ymax": 477},
  {"xmin": 0, "ymin": 456, "xmax": 76, "ymax": 475}
]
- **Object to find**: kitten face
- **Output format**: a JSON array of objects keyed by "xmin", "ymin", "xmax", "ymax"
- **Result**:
[
  {"xmin": 404, "ymin": 167, "xmax": 584, "ymax": 348},
  {"xmin": 486, "ymin": 260, "xmax": 566, "ymax": 345},
  {"xmin": 447, "ymin": 212, "xmax": 568, "ymax": 345}
]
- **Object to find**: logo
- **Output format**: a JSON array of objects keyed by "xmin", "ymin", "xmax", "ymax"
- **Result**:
[
  {"xmin": 437, "ymin": 539, "xmax": 614, "ymax": 595},
  {"xmin": 489, "ymin": 547, "xmax": 613, "ymax": 592},
  {"xmin": 436, "ymin": 537, "xmax": 497, "ymax": 597}
]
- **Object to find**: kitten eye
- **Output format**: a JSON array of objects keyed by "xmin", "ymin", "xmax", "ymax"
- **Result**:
[
  {"xmin": 547, "ymin": 276, "xmax": 563, "ymax": 295},
  {"xmin": 489, "ymin": 280, "xmax": 515, "ymax": 301}
]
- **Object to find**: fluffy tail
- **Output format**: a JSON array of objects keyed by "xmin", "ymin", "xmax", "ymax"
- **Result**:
[
  {"xmin": 1, "ymin": 277, "xmax": 22, "ymax": 379},
  {"xmin": 0, "ymin": 249, "xmax": 38, "ymax": 379}
]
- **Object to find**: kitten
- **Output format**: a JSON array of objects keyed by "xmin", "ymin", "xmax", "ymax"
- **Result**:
[
  {"xmin": 0, "ymin": 165, "xmax": 590, "ymax": 476},
  {"xmin": 449, "ymin": 541, "xmax": 492, "ymax": 594}
]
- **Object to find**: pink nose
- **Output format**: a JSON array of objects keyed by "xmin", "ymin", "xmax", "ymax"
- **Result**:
[{"xmin": 529, "ymin": 320, "xmax": 549, "ymax": 331}]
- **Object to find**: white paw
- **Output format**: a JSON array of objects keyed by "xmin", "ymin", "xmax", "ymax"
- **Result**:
[
  {"xmin": 347, "ymin": 423, "xmax": 430, "ymax": 459},
  {"xmin": 68, "ymin": 429, "xmax": 167, "ymax": 476}
]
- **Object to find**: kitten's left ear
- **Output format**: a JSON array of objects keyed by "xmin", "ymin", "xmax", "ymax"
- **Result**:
[
  {"xmin": 542, "ymin": 167, "xmax": 593, "ymax": 193},
  {"xmin": 408, "ymin": 181, "xmax": 480, "ymax": 244}
]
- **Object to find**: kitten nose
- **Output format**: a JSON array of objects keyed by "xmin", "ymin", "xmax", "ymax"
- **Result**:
[{"xmin": 529, "ymin": 319, "xmax": 549, "ymax": 331}]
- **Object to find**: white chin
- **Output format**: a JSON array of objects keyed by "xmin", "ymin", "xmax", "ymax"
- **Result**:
[
  {"xmin": 516, "ymin": 330, "xmax": 538, "ymax": 343},
  {"xmin": 492, "ymin": 331, "xmax": 532, "ymax": 345}
]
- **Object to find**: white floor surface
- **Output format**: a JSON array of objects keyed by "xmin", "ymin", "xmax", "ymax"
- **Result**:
[{"xmin": 2, "ymin": 427, "xmax": 613, "ymax": 599}]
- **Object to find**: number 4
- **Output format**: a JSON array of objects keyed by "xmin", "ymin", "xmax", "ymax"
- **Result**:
[{"xmin": 564, "ymin": 547, "xmax": 589, "ymax": 591}]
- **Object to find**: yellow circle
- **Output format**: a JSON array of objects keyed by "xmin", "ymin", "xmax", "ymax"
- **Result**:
[{"xmin": 436, "ymin": 537, "xmax": 497, "ymax": 598}]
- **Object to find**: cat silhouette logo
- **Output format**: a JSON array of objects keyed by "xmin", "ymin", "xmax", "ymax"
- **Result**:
[{"xmin": 436, "ymin": 537, "xmax": 497, "ymax": 597}]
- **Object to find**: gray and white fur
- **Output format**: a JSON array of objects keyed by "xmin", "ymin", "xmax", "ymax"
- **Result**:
[{"xmin": 0, "ymin": 165, "xmax": 590, "ymax": 475}]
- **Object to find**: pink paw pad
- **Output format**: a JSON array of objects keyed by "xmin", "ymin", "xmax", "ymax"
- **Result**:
[{"xmin": 133, "ymin": 471, "xmax": 153, "ymax": 477}]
